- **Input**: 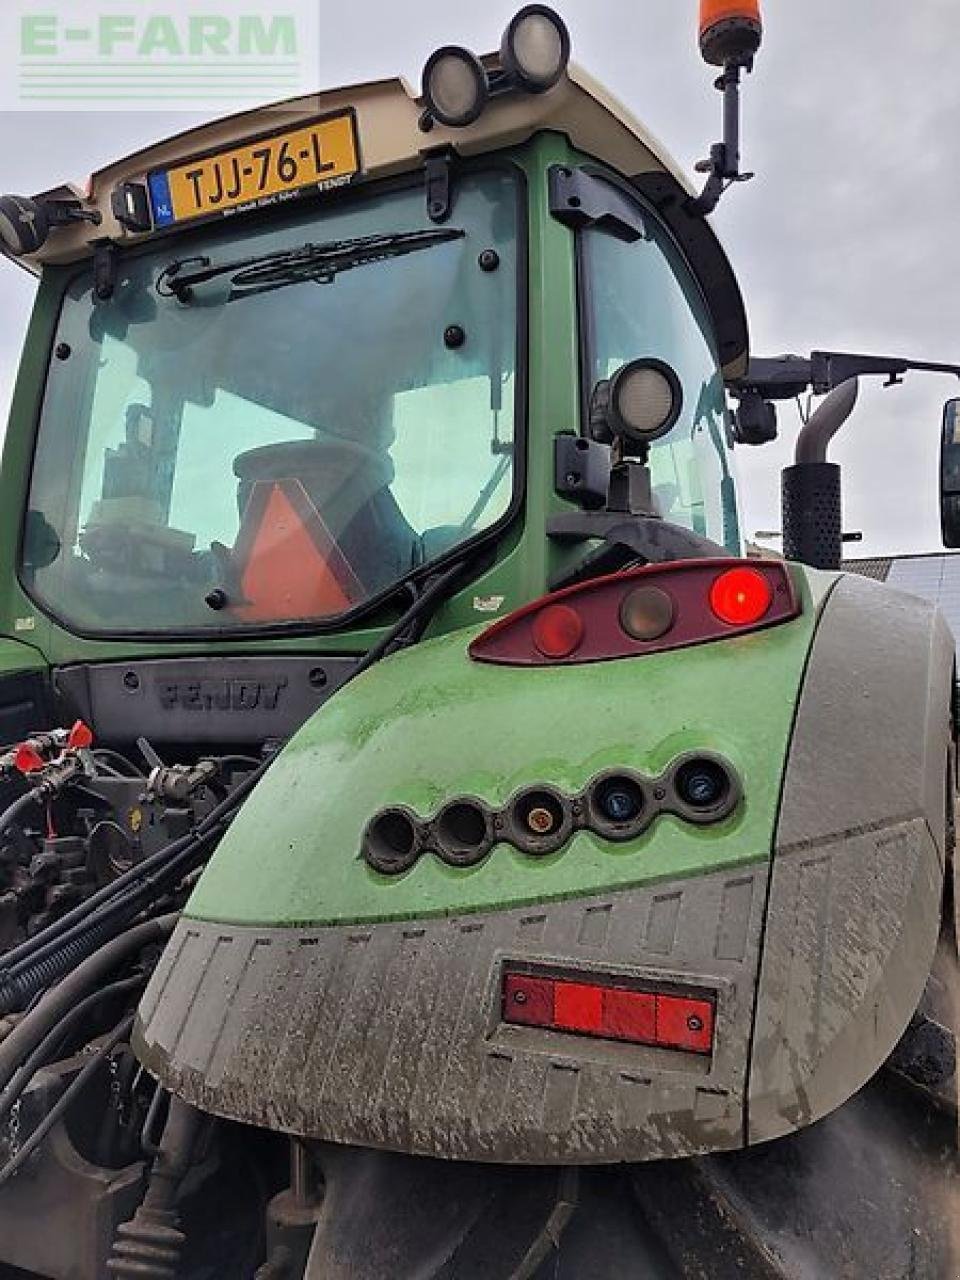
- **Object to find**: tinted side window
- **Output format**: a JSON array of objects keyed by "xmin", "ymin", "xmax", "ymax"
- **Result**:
[{"xmin": 580, "ymin": 194, "xmax": 740, "ymax": 553}]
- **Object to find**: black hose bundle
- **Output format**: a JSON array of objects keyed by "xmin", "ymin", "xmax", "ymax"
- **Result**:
[
  {"xmin": 0, "ymin": 762, "xmax": 262, "ymax": 1016},
  {"xmin": 0, "ymin": 790, "xmax": 41, "ymax": 839},
  {"xmin": 0, "ymin": 914, "xmax": 178, "ymax": 1095},
  {"xmin": 0, "ymin": 1014, "xmax": 136, "ymax": 1189}
]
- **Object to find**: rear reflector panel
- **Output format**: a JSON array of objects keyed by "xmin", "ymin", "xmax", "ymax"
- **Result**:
[
  {"xmin": 502, "ymin": 970, "xmax": 715, "ymax": 1055},
  {"xmin": 554, "ymin": 981, "xmax": 604, "ymax": 1033},
  {"xmin": 503, "ymin": 974, "xmax": 554, "ymax": 1027},
  {"xmin": 656, "ymin": 994, "xmax": 715, "ymax": 1053},
  {"xmin": 602, "ymin": 988, "xmax": 657, "ymax": 1042}
]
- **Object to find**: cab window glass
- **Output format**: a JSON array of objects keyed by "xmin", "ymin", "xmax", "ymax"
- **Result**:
[
  {"xmin": 24, "ymin": 170, "xmax": 520, "ymax": 633},
  {"xmin": 581, "ymin": 192, "xmax": 740, "ymax": 552}
]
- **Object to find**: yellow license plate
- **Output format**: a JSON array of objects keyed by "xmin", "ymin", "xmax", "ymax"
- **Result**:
[{"xmin": 149, "ymin": 112, "xmax": 360, "ymax": 227}]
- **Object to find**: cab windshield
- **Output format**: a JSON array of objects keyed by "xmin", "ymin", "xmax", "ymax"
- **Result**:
[{"xmin": 24, "ymin": 170, "xmax": 520, "ymax": 634}]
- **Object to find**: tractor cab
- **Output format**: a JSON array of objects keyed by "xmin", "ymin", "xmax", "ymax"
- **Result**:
[{"xmin": 2, "ymin": 8, "xmax": 747, "ymax": 661}]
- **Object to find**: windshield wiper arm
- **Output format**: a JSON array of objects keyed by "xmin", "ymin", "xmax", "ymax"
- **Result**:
[{"xmin": 157, "ymin": 228, "xmax": 466, "ymax": 303}]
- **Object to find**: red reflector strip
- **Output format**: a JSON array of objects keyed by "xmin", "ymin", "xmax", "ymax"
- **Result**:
[
  {"xmin": 503, "ymin": 973, "xmax": 554, "ymax": 1026},
  {"xmin": 502, "ymin": 973, "xmax": 714, "ymax": 1055},
  {"xmin": 554, "ymin": 981, "xmax": 604, "ymax": 1033},
  {"xmin": 603, "ymin": 988, "xmax": 657, "ymax": 1042},
  {"xmin": 655, "ymin": 994, "xmax": 714, "ymax": 1053}
]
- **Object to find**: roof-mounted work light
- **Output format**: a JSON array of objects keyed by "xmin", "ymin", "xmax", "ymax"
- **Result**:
[
  {"xmin": 421, "ymin": 46, "xmax": 489, "ymax": 128},
  {"xmin": 0, "ymin": 193, "xmax": 100, "ymax": 259},
  {"xmin": 500, "ymin": 6, "xmax": 571, "ymax": 94},
  {"xmin": 591, "ymin": 359, "xmax": 684, "ymax": 449},
  {"xmin": 0, "ymin": 196, "xmax": 51, "ymax": 257},
  {"xmin": 419, "ymin": 6, "xmax": 570, "ymax": 131},
  {"xmin": 689, "ymin": 0, "xmax": 763, "ymax": 218}
]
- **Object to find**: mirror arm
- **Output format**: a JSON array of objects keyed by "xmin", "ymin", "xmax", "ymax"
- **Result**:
[
  {"xmin": 731, "ymin": 350, "xmax": 960, "ymax": 401},
  {"xmin": 810, "ymin": 351, "xmax": 960, "ymax": 394}
]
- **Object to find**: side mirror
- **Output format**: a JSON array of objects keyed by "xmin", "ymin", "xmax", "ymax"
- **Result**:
[{"xmin": 940, "ymin": 399, "xmax": 960, "ymax": 548}]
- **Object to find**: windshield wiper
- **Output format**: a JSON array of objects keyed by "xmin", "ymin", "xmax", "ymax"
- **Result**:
[{"xmin": 156, "ymin": 228, "xmax": 466, "ymax": 303}]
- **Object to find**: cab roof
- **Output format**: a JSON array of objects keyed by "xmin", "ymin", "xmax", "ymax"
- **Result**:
[{"xmin": 25, "ymin": 65, "xmax": 749, "ymax": 376}]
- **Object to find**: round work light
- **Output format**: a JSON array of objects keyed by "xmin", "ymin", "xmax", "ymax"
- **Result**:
[
  {"xmin": 0, "ymin": 195, "xmax": 49, "ymax": 257},
  {"xmin": 608, "ymin": 359, "xmax": 683, "ymax": 445},
  {"xmin": 421, "ymin": 46, "xmax": 489, "ymax": 127},
  {"xmin": 500, "ymin": 6, "xmax": 571, "ymax": 93}
]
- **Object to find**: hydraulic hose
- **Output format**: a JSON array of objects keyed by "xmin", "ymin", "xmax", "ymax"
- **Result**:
[
  {"xmin": 0, "ymin": 914, "xmax": 177, "ymax": 1095},
  {"xmin": 0, "ymin": 1014, "xmax": 135, "ymax": 1189},
  {"xmin": 0, "ymin": 789, "xmax": 41, "ymax": 839},
  {"xmin": 0, "ymin": 974, "xmax": 144, "ymax": 1123},
  {"xmin": 353, "ymin": 559, "xmax": 470, "ymax": 676},
  {"xmin": 0, "ymin": 820, "xmax": 223, "ymax": 999}
]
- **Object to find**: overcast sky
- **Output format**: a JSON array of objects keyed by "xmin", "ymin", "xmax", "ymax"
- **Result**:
[{"xmin": 2, "ymin": 0, "xmax": 959, "ymax": 556}]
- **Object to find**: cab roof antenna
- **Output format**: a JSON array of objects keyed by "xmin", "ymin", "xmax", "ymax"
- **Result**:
[{"xmin": 689, "ymin": 0, "xmax": 763, "ymax": 217}]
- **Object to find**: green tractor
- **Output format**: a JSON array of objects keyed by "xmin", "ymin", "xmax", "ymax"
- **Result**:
[{"xmin": 0, "ymin": 4, "xmax": 955, "ymax": 1276}]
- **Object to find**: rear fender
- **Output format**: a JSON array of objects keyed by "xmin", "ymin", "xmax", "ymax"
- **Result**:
[{"xmin": 748, "ymin": 572, "xmax": 955, "ymax": 1142}]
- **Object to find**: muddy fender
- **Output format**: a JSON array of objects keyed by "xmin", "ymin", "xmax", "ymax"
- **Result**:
[{"xmin": 748, "ymin": 572, "xmax": 954, "ymax": 1142}]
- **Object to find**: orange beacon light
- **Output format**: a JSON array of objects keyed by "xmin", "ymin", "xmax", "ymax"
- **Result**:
[{"xmin": 699, "ymin": 0, "xmax": 763, "ymax": 67}]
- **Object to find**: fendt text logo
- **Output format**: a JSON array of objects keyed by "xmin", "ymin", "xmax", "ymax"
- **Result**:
[{"xmin": 1, "ymin": 1, "xmax": 320, "ymax": 111}]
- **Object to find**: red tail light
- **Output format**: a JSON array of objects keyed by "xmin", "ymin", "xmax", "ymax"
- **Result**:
[
  {"xmin": 469, "ymin": 559, "xmax": 798, "ymax": 666},
  {"xmin": 532, "ymin": 603, "xmax": 584, "ymax": 658},
  {"xmin": 708, "ymin": 566, "xmax": 772, "ymax": 626},
  {"xmin": 503, "ymin": 971, "xmax": 714, "ymax": 1055}
]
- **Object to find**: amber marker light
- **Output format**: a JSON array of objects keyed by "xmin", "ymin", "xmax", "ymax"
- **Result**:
[{"xmin": 699, "ymin": 0, "xmax": 763, "ymax": 66}]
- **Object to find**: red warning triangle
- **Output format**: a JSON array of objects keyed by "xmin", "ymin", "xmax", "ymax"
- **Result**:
[{"xmin": 232, "ymin": 481, "xmax": 364, "ymax": 623}]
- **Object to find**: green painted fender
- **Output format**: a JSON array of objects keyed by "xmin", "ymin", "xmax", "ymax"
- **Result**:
[
  {"xmin": 185, "ymin": 566, "xmax": 836, "ymax": 928},
  {"xmin": 137, "ymin": 566, "xmax": 953, "ymax": 1164}
]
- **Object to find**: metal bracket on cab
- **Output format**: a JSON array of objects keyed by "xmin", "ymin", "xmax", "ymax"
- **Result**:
[
  {"xmin": 424, "ymin": 151, "xmax": 454, "ymax": 224},
  {"xmin": 548, "ymin": 166, "xmax": 647, "ymax": 242},
  {"xmin": 92, "ymin": 241, "xmax": 118, "ymax": 302},
  {"xmin": 554, "ymin": 433, "xmax": 611, "ymax": 508}
]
